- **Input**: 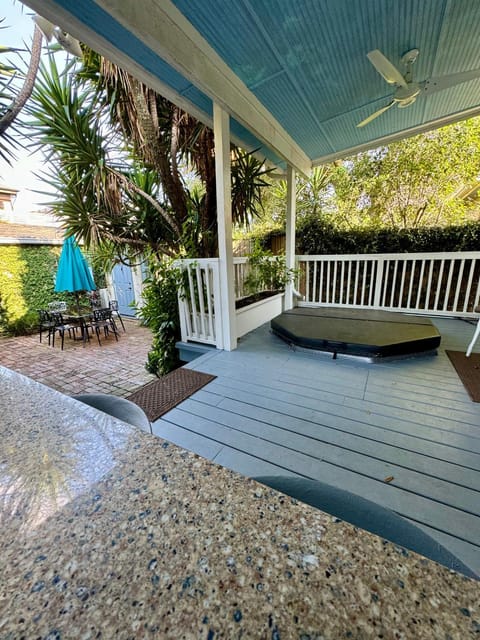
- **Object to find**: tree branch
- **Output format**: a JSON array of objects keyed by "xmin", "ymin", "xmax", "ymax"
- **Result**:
[{"xmin": 0, "ymin": 26, "xmax": 42, "ymax": 135}]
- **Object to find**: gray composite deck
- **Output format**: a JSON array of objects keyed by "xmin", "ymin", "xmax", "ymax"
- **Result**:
[{"xmin": 152, "ymin": 316, "xmax": 480, "ymax": 575}]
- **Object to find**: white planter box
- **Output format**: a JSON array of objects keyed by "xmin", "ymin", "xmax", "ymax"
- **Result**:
[{"xmin": 235, "ymin": 292, "xmax": 284, "ymax": 338}]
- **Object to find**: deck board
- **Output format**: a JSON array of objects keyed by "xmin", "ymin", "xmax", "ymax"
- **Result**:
[{"xmin": 153, "ymin": 318, "xmax": 480, "ymax": 575}]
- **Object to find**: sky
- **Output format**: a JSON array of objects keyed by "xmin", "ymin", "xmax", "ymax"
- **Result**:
[{"xmin": 0, "ymin": 1, "xmax": 58, "ymax": 221}]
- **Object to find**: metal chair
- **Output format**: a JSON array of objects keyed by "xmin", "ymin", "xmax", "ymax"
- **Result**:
[
  {"xmin": 37, "ymin": 309, "xmax": 55, "ymax": 344},
  {"xmin": 49, "ymin": 311, "xmax": 81, "ymax": 350},
  {"xmin": 73, "ymin": 393, "xmax": 151, "ymax": 432},
  {"xmin": 109, "ymin": 299, "xmax": 126, "ymax": 332},
  {"xmin": 90, "ymin": 308, "xmax": 119, "ymax": 346}
]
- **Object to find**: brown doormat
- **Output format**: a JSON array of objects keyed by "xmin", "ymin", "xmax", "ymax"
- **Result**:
[
  {"xmin": 126, "ymin": 368, "xmax": 216, "ymax": 422},
  {"xmin": 446, "ymin": 350, "xmax": 480, "ymax": 402}
]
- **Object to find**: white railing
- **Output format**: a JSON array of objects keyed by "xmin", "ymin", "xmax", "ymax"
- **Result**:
[
  {"xmin": 296, "ymin": 252, "xmax": 480, "ymax": 317},
  {"xmin": 233, "ymin": 257, "xmax": 249, "ymax": 299},
  {"xmin": 176, "ymin": 259, "xmax": 223, "ymax": 347}
]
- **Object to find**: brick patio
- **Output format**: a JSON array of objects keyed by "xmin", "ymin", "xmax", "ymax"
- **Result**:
[{"xmin": 0, "ymin": 318, "xmax": 156, "ymax": 397}]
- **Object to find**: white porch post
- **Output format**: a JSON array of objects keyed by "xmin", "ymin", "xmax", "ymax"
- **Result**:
[
  {"xmin": 213, "ymin": 102, "xmax": 237, "ymax": 351},
  {"xmin": 284, "ymin": 164, "xmax": 296, "ymax": 310}
]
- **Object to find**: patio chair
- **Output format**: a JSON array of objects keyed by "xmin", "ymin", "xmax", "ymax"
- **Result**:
[
  {"xmin": 109, "ymin": 299, "xmax": 126, "ymax": 332},
  {"xmin": 90, "ymin": 308, "xmax": 119, "ymax": 346},
  {"xmin": 73, "ymin": 393, "xmax": 151, "ymax": 432},
  {"xmin": 37, "ymin": 309, "xmax": 55, "ymax": 344},
  {"xmin": 254, "ymin": 476, "xmax": 478, "ymax": 580},
  {"xmin": 49, "ymin": 311, "xmax": 82, "ymax": 350}
]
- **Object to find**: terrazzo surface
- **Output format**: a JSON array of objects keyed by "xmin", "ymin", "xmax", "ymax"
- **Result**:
[{"xmin": 1, "ymin": 365, "xmax": 479, "ymax": 639}]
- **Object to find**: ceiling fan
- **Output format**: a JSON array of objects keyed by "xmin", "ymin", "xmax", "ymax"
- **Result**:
[{"xmin": 357, "ymin": 48, "xmax": 480, "ymax": 127}]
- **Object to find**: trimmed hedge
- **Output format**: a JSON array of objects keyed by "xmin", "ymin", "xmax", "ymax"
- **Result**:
[
  {"xmin": 261, "ymin": 219, "xmax": 480, "ymax": 255},
  {"xmin": 0, "ymin": 245, "xmax": 60, "ymax": 335}
]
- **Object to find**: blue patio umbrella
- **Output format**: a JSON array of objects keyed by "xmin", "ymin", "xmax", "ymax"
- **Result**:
[{"xmin": 55, "ymin": 236, "xmax": 96, "ymax": 311}]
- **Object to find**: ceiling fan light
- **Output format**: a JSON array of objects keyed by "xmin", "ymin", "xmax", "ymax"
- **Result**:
[
  {"xmin": 53, "ymin": 27, "xmax": 83, "ymax": 57},
  {"xmin": 32, "ymin": 14, "xmax": 55, "ymax": 42}
]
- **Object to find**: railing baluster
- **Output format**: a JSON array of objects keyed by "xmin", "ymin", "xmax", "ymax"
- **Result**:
[
  {"xmin": 389, "ymin": 260, "xmax": 398, "ymax": 308},
  {"xmin": 326, "ymin": 261, "xmax": 331, "ymax": 304},
  {"xmin": 443, "ymin": 260, "xmax": 455, "ymax": 311},
  {"xmin": 406, "ymin": 260, "xmax": 415, "ymax": 309},
  {"xmin": 453, "ymin": 259, "xmax": 465, "ymax": 313},
  {"xmin": 333, "ymin": 261, "xmax": 338, "ymax": 303},
  {"xmin": 187, "ymin": 265, "xmax": 199, "ymax": 336},
  {"xmin": 196, "ymin": 265, "xmax": 207, "ymax": 339},
  {"xmin": 353, "ymin": 261, "xmax": 359, "ymax": 305},
  {"xmin": 474, "ymin": 261, "xmax": 480, "ymax": 310},
  {"xmin": 319, "ymin": 260, "xmax": 324, "ymax": 303},
  {"xmin": 415, "ymin": 260, "xmax": 426, "ymax": 310},
  {"xmin": 464, "ymin": 259, "xmax": 475, "ymax": 313},
  {"xmin": 397, "ymin": 259, "xmax": 407, "ymax": 309},
  {"xmin": 424, "ymin": 260, "xmax": 434, "ymax": 311},
  {"xmin": 340, "ymin": 261, "xmax": 345, "ymax": 304},
  {"xmin": 381, "ymin": 260, "xmax": 389, "ymax": 307},
  {"xmin": 367, "ymin": 261, "xmax": 373, "ymax": 306},
  {"xmin": 373, "ymin": 258, "xmax": 384, "ymax": 307},
  {"xmin": 306, "ymin": 260, "xmax": 311, "ymax": 302},
  {"xmin": 434, "ymin": 260, "xmax": 445, "ymax": 311},
  {"xmin": 205, "ymin": 264, "xmax": 214, "ymax": 340},
  {"xmin": 312, "ymin": 261, "xmax": 317, "ymax": 303},
  {"xmin": 361, "ymin": 261, "xmax": 367, "ymax": 305},
  {"xmin": 347, "ymin": 260, "xmax": 352, "ymax": 305}
]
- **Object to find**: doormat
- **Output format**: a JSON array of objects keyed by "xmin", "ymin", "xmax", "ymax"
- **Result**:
[
  {"xmin": 126, "ymin": 368, "xmax": 216, "ymax": 421},
  {"xmin": 446, "ymin": 350, "xmax": 480, "ymax": 402}
]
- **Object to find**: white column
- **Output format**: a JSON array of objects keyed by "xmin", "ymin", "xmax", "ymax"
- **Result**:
[
  {"xmin": 213, "ymin": 102, "xmax": 237, "ymax": 351},
  {"xmin": 284, "ymin": 164, "xmax": 296, "ymax": 310}
]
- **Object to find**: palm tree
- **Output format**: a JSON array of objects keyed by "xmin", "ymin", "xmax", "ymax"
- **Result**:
[
  {"xmin": 29, "ymin": 55, "xmax": 182, "ymax": 257},
  {"xmin": 0, "ymin": 21, "xmax": 43, "ymax": 164},
  {"xmin": 75, "ymin": 49, "xmax": 271, "ymax": 257}
]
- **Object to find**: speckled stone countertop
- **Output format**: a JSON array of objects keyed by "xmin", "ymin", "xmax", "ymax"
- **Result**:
[{"xmin": 0, "ymin": 365, "xmax": 479, "ymax": 639}]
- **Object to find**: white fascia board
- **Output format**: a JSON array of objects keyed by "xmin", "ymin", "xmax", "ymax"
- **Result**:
[
  {"xmin": 312, "ymin": 105, "xmax": 480, "ymax": 166},
  {"xmin": 22, "ymin": 0, "xmax": 311, "ymax": 175},
  {"xmin": 0, "ymin": 237, "xmax": 64, "ymax": 245}
]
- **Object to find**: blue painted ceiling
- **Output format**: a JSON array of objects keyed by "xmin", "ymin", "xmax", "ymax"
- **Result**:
[{"xmin": 22, "ymin": 0, "xmax": 480, "ymax": 169}]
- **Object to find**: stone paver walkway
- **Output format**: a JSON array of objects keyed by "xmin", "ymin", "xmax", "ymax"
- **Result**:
[{"xmin": 0, "ymin": 318, "xmax": 156, "ymax": 397}]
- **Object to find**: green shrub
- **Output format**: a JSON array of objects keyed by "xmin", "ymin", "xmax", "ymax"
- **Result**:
[
  {"xmin": 266, "ymin": 218, "xmax": 480, "ymax": 255},
  {"xmin": 137, "ymin": 258, "xmax": 183, "ymax": 376},
  {"xmin": 0, "ymin": 244, "xmax": 60, "ymax": 335}
]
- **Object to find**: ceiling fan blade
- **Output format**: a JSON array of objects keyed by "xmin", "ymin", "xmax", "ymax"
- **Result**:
[
  {"xmin": 357, "ymin": 101, "xmax": 396, "ymax": 128},
  {"xmin": 367, "ymin": 50, "xmax": 408, "ymax": 88},
  {"xmin": 422, "ymin": 68, "xmax": 480, "ymax": 94}
]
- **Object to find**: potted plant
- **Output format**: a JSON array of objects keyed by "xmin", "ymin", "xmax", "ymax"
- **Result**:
[{"xmin": 235, "ymin": 243, "xmax": 295, "ymax": 337}]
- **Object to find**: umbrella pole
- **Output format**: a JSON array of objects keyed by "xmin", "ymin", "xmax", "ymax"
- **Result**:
[{"xmin": 75, "ymin": 291, "xmax": 81, "ymax": 314}]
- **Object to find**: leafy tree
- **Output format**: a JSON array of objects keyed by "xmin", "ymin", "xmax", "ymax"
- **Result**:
[{"xmin": 341, "ymin": 121, "xmax": 480, "ymax": 229}]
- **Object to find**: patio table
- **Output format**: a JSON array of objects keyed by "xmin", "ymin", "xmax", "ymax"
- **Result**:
[
  {"xmin": 63, "ymin": 310, "xmax": 94, "ymax": 346},
  {"xmin": 0, "ymin": 364, "xmax": 478, "ymax": 639}
]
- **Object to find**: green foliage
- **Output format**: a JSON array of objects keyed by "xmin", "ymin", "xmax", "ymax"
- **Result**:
[
  {"xmin": 0, "ymin": 245, "xmax": 59, "ymax": 334},
  {"xmin": 296, "ymin": 217, "xmax": 480, "ymax": 255},
  {"xmin": 243, "ymin": 241, "xmax": 295, "ymax": 295},
  {"xmin": 137, "ymin": 257, "xmax": 183, "ymax": 376},
  {"xmin": 250, "ymin": 117, "xmax": 480, "ymax": 235}
]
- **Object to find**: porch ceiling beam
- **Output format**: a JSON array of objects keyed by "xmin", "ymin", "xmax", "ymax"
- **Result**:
[{"xmin": 22, "ymin": 0, "xmax": 312, "ymax": 175}]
